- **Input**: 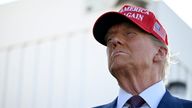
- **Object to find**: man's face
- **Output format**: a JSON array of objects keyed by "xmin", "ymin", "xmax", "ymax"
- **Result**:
[{"xmin": 106, "ymin": 23, "xmax": 158, "ymax": 77}]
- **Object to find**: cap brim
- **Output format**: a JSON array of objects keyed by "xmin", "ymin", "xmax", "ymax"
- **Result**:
[{"xmin": 93, "ymin": 12, "xmax": 133, "ymax": 46}]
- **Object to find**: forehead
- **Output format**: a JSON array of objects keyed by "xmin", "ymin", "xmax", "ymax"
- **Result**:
[
  {"xmin": 107, "ymin": 22, "xmax": 145, "ymax": 33},
  {"xmin": 105, "ymin": 22, "xmax": 146, "ymax": 38}
]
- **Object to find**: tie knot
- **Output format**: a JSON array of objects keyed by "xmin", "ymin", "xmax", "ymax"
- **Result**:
[{"xmin": 127, "ymin": 95, "xmax": 145, "ymax": 108}]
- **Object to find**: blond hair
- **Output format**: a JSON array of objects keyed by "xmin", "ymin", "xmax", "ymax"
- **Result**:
[{"xmin": 149, "ymin": 35, "xmax": 170, "ymax": 79}]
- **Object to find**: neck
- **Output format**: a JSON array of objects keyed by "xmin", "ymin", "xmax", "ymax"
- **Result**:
[{"xmin": 115, "ymin": 66, "xmax": 162, "ymax": 95}]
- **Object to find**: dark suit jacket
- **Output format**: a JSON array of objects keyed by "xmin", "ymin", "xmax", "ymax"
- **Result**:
[{"xmin": 93, "ymin": 90, "xmax": 192, "ymax": 108}]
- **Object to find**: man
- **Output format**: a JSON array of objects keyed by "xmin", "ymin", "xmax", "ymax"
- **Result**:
[{"xmin": 92, "ymin": 4, "xmax": 192, "ymax": 108}]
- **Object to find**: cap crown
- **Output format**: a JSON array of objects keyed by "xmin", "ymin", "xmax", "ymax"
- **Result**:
[
  {"xmin": 119, "ymin": 5, "xmax": 168, "ymax": 45},
  {"xmin": 92, "ymin": 4, "xmax": 168, "ymax": 46}
]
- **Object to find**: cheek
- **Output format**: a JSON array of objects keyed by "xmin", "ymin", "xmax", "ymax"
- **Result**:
[
  {"xmin": 136, "ymin": 48, "xmax": 154, "ymax": 64},
  {"xmin": 132, "ymin": 46, "xmax": 152, "ymax": 61}
]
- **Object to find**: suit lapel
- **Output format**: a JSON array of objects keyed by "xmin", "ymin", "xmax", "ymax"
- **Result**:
[
  {"xmin": 94, "ymin": 98, "xmax": 117, "ymax": 108},
  {"xmin": 104, "ymin": 98, "xmax": 117, "ymax": 108},
  {"xmin": 157, "ymin": 90, "xmax": 183, "ymax": 108}
]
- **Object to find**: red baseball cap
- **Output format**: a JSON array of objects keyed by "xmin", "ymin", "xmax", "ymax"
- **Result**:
[{"xmin": 93, "ymin": 4, "xmax": 168, "ymax": 46}]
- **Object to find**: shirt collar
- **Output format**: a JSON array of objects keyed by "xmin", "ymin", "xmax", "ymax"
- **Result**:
[
  {"xmin": 117, "ymin": 88, "xmax": 132, "ymax": 108},
  {"xmin": 117, "ymin": 80, "xmax": 166, "ymax": 108},
  {"xmin": 140, "ymin": 80, "xmax": 166, "ymax": 108}
]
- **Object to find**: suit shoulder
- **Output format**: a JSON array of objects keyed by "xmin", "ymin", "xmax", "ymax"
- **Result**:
[
  {"xmin": 176, "ymin": 98, "xmax": 192, "ymax": 107},
  {"xmin": 158, "ymin": 90, "xmax": 192, "ymax": 108},
  {"xmin": 179, "ymin": 98, "xmax": 192, "ymax": 103}
]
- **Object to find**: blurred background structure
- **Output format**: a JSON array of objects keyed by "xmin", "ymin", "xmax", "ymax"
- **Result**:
[{"xmin": 0, "ymin": 0, "xmax": 192, "ymax": 108}]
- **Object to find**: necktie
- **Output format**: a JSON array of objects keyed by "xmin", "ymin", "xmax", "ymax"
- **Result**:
[{"xmin": 127, "ymin": 95, "xmax": 145, "ymax": 108}]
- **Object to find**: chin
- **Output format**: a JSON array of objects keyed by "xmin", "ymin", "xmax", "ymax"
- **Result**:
[{"xmin": 109, "ymin": 63, "xmax": 127, "ymax": 75}]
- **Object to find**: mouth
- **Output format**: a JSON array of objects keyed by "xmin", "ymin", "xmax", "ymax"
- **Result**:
[{"xmin": 111, "ymin": 50, "xmax": 128, "ymax": 58}]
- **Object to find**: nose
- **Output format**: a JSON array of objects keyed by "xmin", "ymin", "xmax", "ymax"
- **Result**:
[{"xmin": 110, "ymin": 36, "xmax": 123, "ymax": 48}]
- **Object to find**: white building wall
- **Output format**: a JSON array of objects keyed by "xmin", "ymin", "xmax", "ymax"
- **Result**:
[
  {"xmin": 0, "ymin": 29, "xmax": 119, "ymax": 108},
  {"xmin": 149, "ymin": 1, "xmax": 192, "ymax": 100},
  {"xmin": 0, "ymin": 1, "xmax": 192, "ymax": 108},
  {"xmin": 0, "ymin": 0, "xmax": 118, "ymax": 107}
]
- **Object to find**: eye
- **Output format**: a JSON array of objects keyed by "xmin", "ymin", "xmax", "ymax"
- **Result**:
[
  {"xmin": 106, "ymin": 38, "xmax": 112, "ymax": 46},
  {"xmin": 105, "ymin": 33, "xmax": 113, "ymax": 43},
  {"xmin": 125, "ymin": 32, "xmax": 136, "ymax": 38}
]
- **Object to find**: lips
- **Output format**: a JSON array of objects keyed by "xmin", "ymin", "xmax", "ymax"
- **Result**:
[{"xmin": 111, "ymin": 50, "xmax": 128, "ymax": 58}]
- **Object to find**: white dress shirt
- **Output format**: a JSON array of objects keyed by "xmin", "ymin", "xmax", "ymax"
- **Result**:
[{"xmin": 117, "ymin": 80, "xmax": 166, "ymax": 108}]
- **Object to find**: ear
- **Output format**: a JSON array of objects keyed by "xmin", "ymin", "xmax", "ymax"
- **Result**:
[{"xmin": 153, "ymin": 46, "xmax": 168, "ymax": 62}]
